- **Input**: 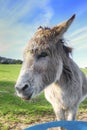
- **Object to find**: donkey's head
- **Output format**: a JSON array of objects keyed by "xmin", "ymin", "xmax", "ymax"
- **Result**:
[{"xmin": 15, "ymin": 15, "xmax": 75, "ymax": 100}]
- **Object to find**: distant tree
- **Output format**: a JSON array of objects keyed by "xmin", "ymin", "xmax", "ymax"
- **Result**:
[{"xmin": 0, "ymin": 56, "xmax": 22, "ymax": 64}]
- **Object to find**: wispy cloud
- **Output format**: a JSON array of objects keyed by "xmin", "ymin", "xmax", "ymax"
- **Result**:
[
  {"xmin": 0, "ymin": 0, "xmax": 53, "ymax": 59},
  {"xmin": 0, "ymin": 43, "xmax": 10, "ymax": 53},
  {"xmin": 65, "ymin": 26, "xmax": 87, "ymax": 52},
  {"xmin": 71, "ymin": 34, "xmax": 87, "ymax": 44},
  {"xmin": 70, "ymin": 26, "xmax": 87, "ymax": 37}
]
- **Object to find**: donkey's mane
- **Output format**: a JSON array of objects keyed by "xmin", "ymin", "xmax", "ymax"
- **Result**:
[
  {"xmin": 59, "ymin": 39, "xmax": 73, "ymax": 82},
  {"xmin": 38, "ymin": 26, "xmax": 72, "ymax": 56},
  {"xmin": 59, "ymin": 39, "xmax": 73, "ymax": 57},
  {"xmin": 38, "ymin": 26, "xmax": 51, "ymax": 30}
]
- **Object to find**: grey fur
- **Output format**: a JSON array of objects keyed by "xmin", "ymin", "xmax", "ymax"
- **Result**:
[{"xmin": 15, "ymin": 15, "xmax": 87, "ymax": 130}]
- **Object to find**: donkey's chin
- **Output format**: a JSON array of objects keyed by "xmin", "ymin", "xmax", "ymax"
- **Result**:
[
  {"xmin": 22, "ymin": 94, "xmax": 33, "ymax": 100},
  {"xmin": 22, "ymin": 96, "xmax": 31, "ymax": 100},
  {"xmin": 16, "ymin": 92, "xmax": 33, "ymax": 100},
  {"xmin": 22, "ymin": 92, "xmax": 39, "ymax": 100}
]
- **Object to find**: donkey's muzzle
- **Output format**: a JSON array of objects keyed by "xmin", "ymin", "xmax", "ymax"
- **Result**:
[{"xmin": 15, "ymin": 83, "xmax": 33, "ymax": 100}]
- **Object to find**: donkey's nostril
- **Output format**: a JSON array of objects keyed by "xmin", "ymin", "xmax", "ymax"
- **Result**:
[{"xmin": 22, "ymin": 84, "xmax": 29, "ymax": 91}]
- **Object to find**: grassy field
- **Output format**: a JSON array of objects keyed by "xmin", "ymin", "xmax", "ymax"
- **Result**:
[{"xmin": 0, "ymin": 65, "xmax": 87, "ymax": 130}]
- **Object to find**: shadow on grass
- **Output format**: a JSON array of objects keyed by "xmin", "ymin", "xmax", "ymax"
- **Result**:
[
  {"xmin": 0, "ymin": 80, "xmax": 15, "ymax": 87},
  {"xmin": 0, "ymin": 80, "xmax": 16, "ymax": 95},
  {"xmin": 80, "ymin": 98, "xmax": 87, "ymax": 110},
  {"xmin": 0, "ymin": 70, "xmax": 9, "ymax": 72}
]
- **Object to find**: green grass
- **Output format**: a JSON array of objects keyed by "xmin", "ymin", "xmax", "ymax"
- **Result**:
[
  {"xmin": 81, "ymin": 68, "xmax": 87, "ymax": 75},
  {"xmin": 0, "ymin": 65, "xmax": 87, "ymax": 129},
  {"xmin": 0, "ymin": 64, "xmax": 53, "ymax": 130}
]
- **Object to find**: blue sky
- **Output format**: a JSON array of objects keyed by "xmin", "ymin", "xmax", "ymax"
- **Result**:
[{"xmin": 0, "ymin": 0, "xmax": 87, "ymax": 67}]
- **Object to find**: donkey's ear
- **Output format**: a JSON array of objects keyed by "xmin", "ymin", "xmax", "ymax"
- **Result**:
[{"xmin": 52, "ymin": 14, "xmax": 75, "ymax": 36}]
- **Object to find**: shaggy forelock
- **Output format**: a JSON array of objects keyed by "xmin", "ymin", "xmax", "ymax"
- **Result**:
[{"xmin": 24, "ymin": 26, "xmax": 73, "ymax": 62}]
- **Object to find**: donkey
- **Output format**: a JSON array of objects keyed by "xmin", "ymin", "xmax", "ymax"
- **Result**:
[{"xmin": 15, "ymin": 14, "xmax": 87, "ymax": 128}]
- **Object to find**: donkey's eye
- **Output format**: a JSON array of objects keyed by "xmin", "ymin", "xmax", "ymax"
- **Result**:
[{"xmin": 37, "ymin": 52, "xmax": 48, "ymax": 59}]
